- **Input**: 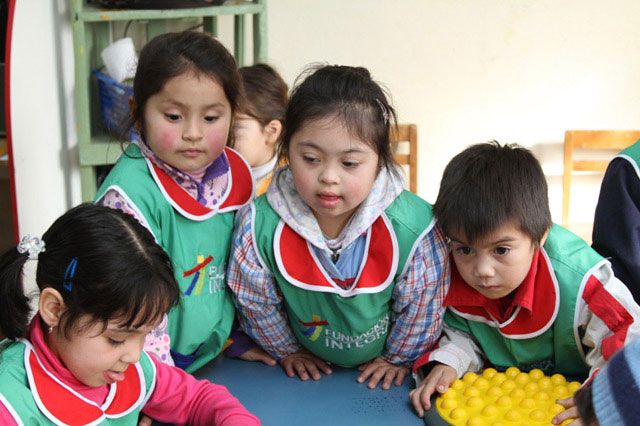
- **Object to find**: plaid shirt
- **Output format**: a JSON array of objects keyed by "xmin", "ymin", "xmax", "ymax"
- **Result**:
[{"xmin": 227, "ymin": 204, "xmax": 450, "ymax": 366}]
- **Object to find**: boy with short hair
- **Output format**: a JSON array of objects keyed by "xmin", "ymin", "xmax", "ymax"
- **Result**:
[{"xmin": 410, "ymin": 141, "xmax": 640, "ymax": 422}]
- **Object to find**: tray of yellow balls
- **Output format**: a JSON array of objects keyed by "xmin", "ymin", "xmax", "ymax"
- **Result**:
[{"xmin": 424, "ymin": 367, "xmax": 582, "ymax": 426}]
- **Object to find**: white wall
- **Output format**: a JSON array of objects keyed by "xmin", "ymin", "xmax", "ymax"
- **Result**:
[{"xmin": 9, "ymin": 0, "xmax": 640, "ymax": 237}]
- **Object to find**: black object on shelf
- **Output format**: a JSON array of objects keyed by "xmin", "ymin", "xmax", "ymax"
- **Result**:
[{"xmin": 91, "ymin": 0, "xmax": 225, "ymax": 8}]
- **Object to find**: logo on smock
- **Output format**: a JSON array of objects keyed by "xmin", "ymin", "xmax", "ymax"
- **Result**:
[
  {"xmin": 183, "ymin": 255, "xmax": 225, "ymax": 295},
  {"xmin": 298, "ymin": 315, "xmax": 329, "ymax": 341}
]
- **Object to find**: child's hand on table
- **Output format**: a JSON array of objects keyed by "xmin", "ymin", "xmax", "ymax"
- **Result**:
[
  {"xmin": 237, "ymin": 346, "xmax": 277, "ymax": 366},
  {"xmin": 409, "ymin": 363, "xmax": 457, "ymax": 417},
  {"xmin": 552, "ymin": 397, "xmax": 580, "ymax": 425},
  {"xmin": 279, "ymin": 350, "xmax": 332, "ymax": 380},
  {"xmin": 357, "ymin": 356, "xmax": 410, "ymax": 390}
]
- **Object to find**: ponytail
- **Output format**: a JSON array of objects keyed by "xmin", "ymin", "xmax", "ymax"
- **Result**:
[{"xmin": 0, "ymin": 248, "xmax": 31, "ymax": 340}]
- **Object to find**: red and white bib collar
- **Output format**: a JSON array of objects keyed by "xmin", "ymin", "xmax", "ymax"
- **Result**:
[
  {"xmin": 445, "ymin": 249, "xmax": 560, "ymax": 339},
  {"xmin": 147, "ymin": 146, "xmax": 254, "ymax": 221},
  {"xmin": 273, "ymin": 214, "xmax": 399, "ymax": 297},
  {"xmin": 21, "ymin": 340, "xmax": 150, "ymax": 426}
]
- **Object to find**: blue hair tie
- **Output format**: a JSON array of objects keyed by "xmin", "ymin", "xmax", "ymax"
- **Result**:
[{"xmin": 63, "ymin": 258, "xmax": 78, "ymax": 291}]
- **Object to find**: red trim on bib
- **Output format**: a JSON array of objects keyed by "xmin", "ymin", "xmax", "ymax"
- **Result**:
[
  {"xmin": 277, "ymin": 216, "xmax": 396, "ymax": 291},
  {"xmin": 151, "ymin": 148, "xmax": 253, "ymax": 218},
  {"xmin": 219, "ymin": 148, "xmax": 253, "ymax": 210},
  {"xmin": 582, "ymin": 275, "xmax": 634, "ymax": 360},
  {"xmin": 447, "ymin": 250, "xmax": 559, "ymax": 337},
  {"xmin": 26, "ymin": 347, "xmax": 144, "ymax": 425}
]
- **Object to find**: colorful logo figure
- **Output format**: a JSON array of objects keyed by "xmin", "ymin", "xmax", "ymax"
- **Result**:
[
  {"xmin": 183, "ymin": 255, "xmax": 213, "ymax": 296},
  {"xmin": 298, "ymin": 315, "xmax": 329, "ymax": 341}
]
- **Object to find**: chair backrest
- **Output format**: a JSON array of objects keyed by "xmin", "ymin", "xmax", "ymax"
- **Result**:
[
  {"xmin": 392, "ymin": 124, "xmax": 418, "ymax": 194},
  {"xmin": 562, "ymin": 130, "xmax": 640, "ymax": 226}
]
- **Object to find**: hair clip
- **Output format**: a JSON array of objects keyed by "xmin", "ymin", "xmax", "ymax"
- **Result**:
[
  {"xmin": 375, "ymin": 98, "xmax": 389, "ymax": 125},
  {"xmin": 63, "ymin": 258, "xmax": 78, "ymax": 292},
  {"xmin": 17, "ymin": 235, "xmax": 45, "ymax": 260}
]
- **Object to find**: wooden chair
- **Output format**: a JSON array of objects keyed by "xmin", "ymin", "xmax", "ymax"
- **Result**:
[
  {"xmin": 562, "ymin": 130, "xmax": 640, "ymax": 226},
  {"xmin": 392, "ymin": 124, "xmax": 418, "ymax": 194}
]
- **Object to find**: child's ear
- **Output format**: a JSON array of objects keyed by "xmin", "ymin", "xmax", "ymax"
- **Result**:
[
  {"xmin": 539, "ymin": 228, "xmax": 550, "ymax": 247},
  {"xmin": 264, "ymin": 120, "xmax": 283, "ymax": 146},
  {"xmin": 129, "ymin": 98, "xmax": 142, "ymax": 131},
  {"xmin": 39, "ymin": 288, "xmax": 66, "ymax": 329}
]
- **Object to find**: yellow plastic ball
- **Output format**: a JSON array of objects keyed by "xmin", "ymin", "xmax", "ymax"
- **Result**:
[
  {"xmin": 482, "ymin": 405, "xmax": 499, "ymax": 417},
  {"xmin": 538, "ymin": 377, "xmax": 552, "ymax": 389},
  {"xmin": 441, "ymin": 398, "xmax": 458, "ymax": 410},
  {"xmin": 524, "ymin": 382, "xmax": 539, "ymax": 393},
  {"xmin": 501, "ymin": 380, "xmax": 516, "ymax": 391},
  {"xmin": 510, "ymin": 388, "xmax": 526, "ymax": 399},
  {"xmin": 496, "ymin": 396, "xmax": 513, "ymax": 407},
  {"xmin": 466, "ymin": 396, "xmax": 483, "ymax": 408},
  {"xmin": 504, "ymin": 409, "xmax": 521, "ymax": 421},
  {"xmin": 442, "ymin": 388, "xmax": 458, "ymax": 399},
  {"xmin": 529, "ymin": 369, "xmax": 544, "ymax": 380},
  {"xmin": 490, "ymin": 423, "xmax": 505, "ymax": 426},
  {"xmin": 463, "ymin": 372, "xmax": 479, "ymax": 383},
  {"xmin": 519, "ymin": 398, "xmax": 536, "ymax": 409},
  {"xmin": 491, "ymin": 373, "xmax": 507, "ymax": 385},
  {"xmin": 515, "ymin": 372, "xmax": 531, "ymax": 385},
  {"xmin": 467, "ymin": 416, "xmax": 484, "ymax": 426},
  {"xmin": 551, "ymin": 374, "xmax": 566, "ymax": 385},
  {"xmin": 568, "ymin": 381, "xmax": 582, "ymax": 394},
  {"xmin": 486, "ymin": 387, "xmax": 503, "ymax": 398},
  {"xmin": 452, "ymin": 380, "xmax": 465, "ymax": 390},
  {"xmin": 549, "ymin": 403, "xmax": 565, "ymax": 416},
  {"xmin": 529, "ymin": 409, "xmax": 546, "ymax": 421},
  {"xmin": 450, "ymin": 408, "xmax": 468, "ymax": 420},
  {"xmin": 553, "ymin": 385, "xmax": 568, "ymax": 398},
  {"xmin": 534, "ymin": 391, "xmax": 550, "ymax": 401},
  {"xmin": 483, "ymin": 368, "xmax": 498, "ymax": 379},
  {"xmin": 473, "ymin": 377, "xmax": 490, "ymax": 389},
  {"xmin": 505, "ymin": 367, "xmax": 520, "ymax": 378},
  {"xmin": 464, "ymin": 387, "xmax": 480, "ymax": 397}
]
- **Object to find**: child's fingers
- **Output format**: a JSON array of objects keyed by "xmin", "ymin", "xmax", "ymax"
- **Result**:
[
  {"xmin": 293, "ymin": 360, "xmax": 311, "ymax": 380},
  {"xmin": 366, "ymin": 368, "xmax": 387, "ymax": 389},
  {"xmin": 356, "ymin": 363, "xmax": 376, "ymax": 383},
  {"xmin": 409, "ymin": 385, "xmax": 428, "ymax": 417},
  {"xmin": 552, "ymin": 405, "xmax": 579, "ymax": 425},
  {"xmin": 315, "ymin": 358, "xmax": 333, "ymax": 375},
  {"xmin": 394, "ymin": 368, "xmax": 409, "ymax": 387},
  {"xmin": 555, "ymin": 397, "xmax": 575, "ymax": 408},
  {"xmin": 304, "ymin": 361, "xmax": 322, "ymax": 381},
  {"xmin": 379, "ymin": 369, "xmax": 397, "ymax": 390}
]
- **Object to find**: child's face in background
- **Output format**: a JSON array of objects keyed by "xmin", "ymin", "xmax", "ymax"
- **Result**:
[
  {"xmin": 142, "ymin": 71, "xmax": 231, "ymax": 172},
  {"xmin": 233, "ymin": 113, "xmax": 277, "ymax": 168},
  {"xmin": 449, "ymin": 222, "xmax": 541, "ymax": 299},
  {"xmin": 288, "ymin": 115, "xmax": 379, "ymax": 238},
  {"xmin": 49, "ymin": 315, "xmax": 156, "ymax": 387}
]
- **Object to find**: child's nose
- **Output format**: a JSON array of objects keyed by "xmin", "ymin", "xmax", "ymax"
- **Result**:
[
  {"xmin": 474, "ymin": 256, "xmax": 495, "ymax": 278},
  {"xmin": 319, "ymin": 164, "xmax": 339, "ymax": 184},
  {"xmin": 120, "ymin": 340, "xmax": 142, "ymax": 365},
  {"xmin": 183, "ymin": 118, "xmax": 203, "ymax": 141}
]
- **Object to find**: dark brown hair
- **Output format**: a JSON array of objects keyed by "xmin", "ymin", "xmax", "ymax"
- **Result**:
[
  {"xmin": 238, "ymin": 63, "xmax": 288, "ymax": 127},
  {"xmin": 278, "ymin": 64, "xmax": 399, "ymax": 174},
  {"xmin": 126, "ymin": 30, "xmax": 241, "ymax": 142},
  {"xmin": 433, "ymin": 141, "xmax": 551, "ymax": 245},
  {"xmin": 0, "ymin": 204, "xmax": 179, "ymax": 340}
]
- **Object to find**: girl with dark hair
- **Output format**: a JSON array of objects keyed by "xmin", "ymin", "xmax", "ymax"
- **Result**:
[
  {"xmin": 232, "ymin": 63, "xmax": 288, "ymax": 196},
  {"xmin": 95, "ymin": 31, "xmax": 271, "ymax": 372},
  {"xmin": 228, "ymin": 64, "xmax": 449, "ymax": 389},
  {"xmin": 0, "ymin": 204, "xmax": 259, "ymax": 425}
]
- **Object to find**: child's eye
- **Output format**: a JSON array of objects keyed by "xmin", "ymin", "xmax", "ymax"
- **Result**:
[
  {"xmin": 204, "ymin": 116, "xmax": 219, "ymax": 122},
  {"xmin": 108, "ymin": 338, "xmax": 125, "ymax": 346},
  {"xmin": 456, "ymin": 246, "xmax": 473, "ymax": 255},
  {"xmin": 494, "ymin": 246, "xmax": 510, "ymax": 255},
  {"xmin": 165, "ymin": 114, "xmax": 181, "ymax": 121},
  {"xmin": 303, "ymin": 155, "xmax": 319, "ymax": 163},
  {"xmin": 342, "ymin": 161, "xmax": 358, "ymax": 168}
]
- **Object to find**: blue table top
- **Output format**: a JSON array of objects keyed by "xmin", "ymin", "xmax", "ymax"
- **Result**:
[{"xmin": 155, "ymin": 356, "xmax": 425, "ymax": 426}]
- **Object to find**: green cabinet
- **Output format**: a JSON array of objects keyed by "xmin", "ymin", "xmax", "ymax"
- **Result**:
[{"xmin": 71, "ymin": 0, "xmax": 267, "ymax": 201}]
